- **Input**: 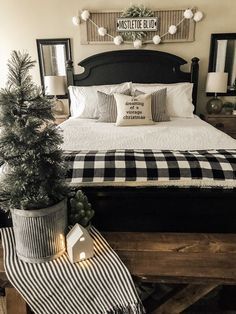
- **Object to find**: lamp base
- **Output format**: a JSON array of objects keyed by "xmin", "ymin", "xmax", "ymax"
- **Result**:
[
  {"xmin": 52, "ymin": 98, "xmax": 64, "ymax": 116},
  {"xmin": 206, "ymin": 97, "xmax": 223, "ymax": 114}
]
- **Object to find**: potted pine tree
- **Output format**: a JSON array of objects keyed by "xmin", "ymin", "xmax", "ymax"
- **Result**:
[{"xmin": 0, "ymin": 51, "xmax": 67, "ymax": 263}]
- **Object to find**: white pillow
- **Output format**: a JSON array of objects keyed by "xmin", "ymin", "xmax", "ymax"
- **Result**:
[
  {"xmin": 114, "ymin": 93, "xmax": 154, "ymax": 126},
  {"xmin": 132, "ymin": 82, "xmax": 194, "ymax": 118},
  {"xmin": 68, "ymin": 82, "xmax": 132, "ymax": 118}
]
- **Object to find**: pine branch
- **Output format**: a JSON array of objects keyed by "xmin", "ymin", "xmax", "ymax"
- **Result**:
[
  {"xmin": 0, "ymin": 51, "xmax": 67, "ymax": 211},
  {"xmin": 7, "ymin": 51, "xmax": 36, "ymax": 88}
]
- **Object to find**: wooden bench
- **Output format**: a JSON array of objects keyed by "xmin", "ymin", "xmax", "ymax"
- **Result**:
[{"xmin": 1, "ymin": 232, "xmax": 236, "ymax": 314}]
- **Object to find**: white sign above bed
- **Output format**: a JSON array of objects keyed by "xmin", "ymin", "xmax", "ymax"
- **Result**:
[{"xmin": 116, "ymin": 17, "xmax": 158, "ymax": 32}]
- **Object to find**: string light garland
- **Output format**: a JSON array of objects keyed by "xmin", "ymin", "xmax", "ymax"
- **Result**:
[{"xmin": 72, "ymin": 6, "xmax": 204, "ymax": 48}]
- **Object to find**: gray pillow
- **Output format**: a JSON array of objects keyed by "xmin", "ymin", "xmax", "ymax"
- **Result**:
[
  {"xmin": 134, "ymin": 88, "xmax": 170, "ymax": 122},
  {"xmin": 97, "ymin": 89, "xmax": 130, "ymax": 122}
]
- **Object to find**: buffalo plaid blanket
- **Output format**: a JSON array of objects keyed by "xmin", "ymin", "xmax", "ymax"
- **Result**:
[{"xmin": 64, "ymin": 149, "xmax": 236, "ymax": 188}]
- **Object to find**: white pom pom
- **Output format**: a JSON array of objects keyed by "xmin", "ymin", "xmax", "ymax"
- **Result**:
[
  {"xmin": 168, "ymin": 25, "xmax": 177, "ymax": 35},
  {"xmin": 193, "ymin": 11, "xmax": 203, "ymax": 22},
  {"xmin": 183, "ymin": 9, "xmax": 193, "ymax": 19},
  {"xmin": 98, "ymin": 27, "xmax": 107, "ymax": 36},
  {"xmin": 113, "ymin": 35, "xmax": 123, "ymax": 46},
  {"xmin": 152, "ymin": 35, "xmax": 161, "ymax": 45},
  {"xmin": 81, "ymin": 10, "xmax": 90, "ymax": 21},
  {"xmin": 72, "ymin": 16, "xmax": 80, "ymax": 26},
  {"xmin": 133, "ymin": 39, "xmax": 142, "ymax": 49}
]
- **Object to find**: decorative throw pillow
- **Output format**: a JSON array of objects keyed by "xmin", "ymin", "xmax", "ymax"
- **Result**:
[
  {"xmin": 97, "ymin": 89, "xmax": 131, "ymax": 122},
  {"xmin": 134, "ymin": 88, "xmax": 170, "ymax": 122},
  {"xmin": 114, "ymin": 93, "xmax": 154, "ymax": 126}
]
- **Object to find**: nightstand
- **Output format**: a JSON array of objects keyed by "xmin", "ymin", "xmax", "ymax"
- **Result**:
[
  {"xmin": 54, "ymin": 115, "xmax": 69, "ymax": 125},
  {"xmin": 201, "ymin": 114, "xmax": 236, "ymax": 139}
]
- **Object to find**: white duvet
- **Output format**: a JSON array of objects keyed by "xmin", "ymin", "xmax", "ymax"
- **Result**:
[{"xmin": 60, "ymin": 115, "xmax": 236, "ymax": 151}]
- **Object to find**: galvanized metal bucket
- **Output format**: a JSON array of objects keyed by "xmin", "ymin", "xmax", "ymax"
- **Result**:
[{"xmin": 11, "ymin": 199, "xmax": 67, "ymax": 263}]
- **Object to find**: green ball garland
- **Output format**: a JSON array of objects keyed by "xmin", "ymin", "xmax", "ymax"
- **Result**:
[{"xmin": 68, "ymin": 190, "xmax": 95, "ymax": 227}]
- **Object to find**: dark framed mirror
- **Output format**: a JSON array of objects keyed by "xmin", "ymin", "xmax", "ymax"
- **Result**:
[
  {"xmin": 36, "ymin": 38, "xmax": 72, "ymax": 98},
  {"xmin": 208, "ymin": 33, "xmax": 236, "ymax": 96}
]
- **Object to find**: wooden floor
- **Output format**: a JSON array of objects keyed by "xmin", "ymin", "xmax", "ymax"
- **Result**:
[
  {"xmin": 1, "ymin": 290, "xmax": 236, "ymax": 314},
  {"xmin": 2, "ymin": 232, "xmax": 236, "ymax": 313}
]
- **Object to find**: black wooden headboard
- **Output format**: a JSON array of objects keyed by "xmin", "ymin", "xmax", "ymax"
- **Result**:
[{"xmin": 66, "ymin": 49, "xmax": 199, "ymax": 110}]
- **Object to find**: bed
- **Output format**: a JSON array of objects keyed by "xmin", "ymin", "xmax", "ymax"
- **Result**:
[{"xmin": 64, "ymin": 49, "xmax": 236, "ymax": 233}]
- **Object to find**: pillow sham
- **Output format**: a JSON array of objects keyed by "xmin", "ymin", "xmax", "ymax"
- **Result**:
[
  {"xmin": 134, "ymin": 88, "xmax": 170, "ymax": 122},
  {"xmin": 68, "ymin": 82, "xmax": 132, "ymax": 118},
  {"xmin": 114, "ymin": 93, "xmax": 154, "ymax": 126},
  {"xmin": 132, "ymin": 82, "xmax": 194, "ymax": 118},
  {"xmin": 97, "ymin": 89, "xmax": 131, "ymax": 122}
]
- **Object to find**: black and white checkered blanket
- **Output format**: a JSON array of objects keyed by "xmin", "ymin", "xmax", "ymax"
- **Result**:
[
  {"xmin": 64, "ymin": 149, "xmax": 236, "ymax": 188},
  {"xmin": 1, "ymin": 227, "xmax": 144, "ymax": 314}
]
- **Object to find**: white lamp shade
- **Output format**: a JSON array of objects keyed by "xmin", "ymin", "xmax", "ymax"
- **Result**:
[
  {"xmin": 44, "ymin": 76, "xmax": 66, "ymax": 96},
  {"xmin": 206, "ymin": 72, "xmax": 228, "ymax": 93}
]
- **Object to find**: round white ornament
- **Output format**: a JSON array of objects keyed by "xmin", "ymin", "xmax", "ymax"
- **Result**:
[
  {"xmin": 72, "ymin": 16, "xmax": 80, "ymax": 26},
  {"xmin": 193, "ymin": 11, "xmax": 203, "ymax": 22},
  {"xmin": 133, "ymin": 39, "xmax": 142, "ymax": 49},
  {"xmin": 168, "ymin": 25, "xmax": 177, "ymax": 35},
  {"xmin": 153, "ymin": 35, "xmax": 161, "ymax": 45},
  {"xmin": 183, "ymin": 9, "xmax": 194, "ymax": 19},
  {"xmin": 98, "ymin": 27, "xmax": 107, "ymax": 36},
  {"xmin": 114, "ymin": 36, "xmax": 123, "ymax": 45},
  {"xmin": 81, "ymin": 10, "xmax": 90, "ymax": 21}
]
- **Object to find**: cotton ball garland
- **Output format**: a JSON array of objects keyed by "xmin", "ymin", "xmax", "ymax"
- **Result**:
[
  {"xmin": 133, "ymin": 39, "xmax": 142, "ymax": 49},
  {"xmin": 183, "ymin": 9, "xmax": 193, "ymax": 19},
  {"xmin": 81, "ymin": 10, "xmax": 90, "ymax": 21},
  {"xmin": 72, "ymin": 16, "xmax": 80, "ymax": 26},
  {"xmin": 152, "ymin": 35, "xmax": 161, "ymax": 45},
  {"xmin": 114, "ymin": 35, "xmax": 123, "ymax": 46},
  {"xmin": 193, "ymin": 11, "xmax": 203, "ymax": 22},
  {"xmin": 168, "ymin": 25, "xmax": 177, "ymax": 35},
  {"xmin": 98, "ymin": 27, "xmax": 107, "ymax": 36}
]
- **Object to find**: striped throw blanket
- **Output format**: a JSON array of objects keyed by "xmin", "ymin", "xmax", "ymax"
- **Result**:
[{"xmin": 1, "ymin": 227, "xmax": 144, "ymax": 314}]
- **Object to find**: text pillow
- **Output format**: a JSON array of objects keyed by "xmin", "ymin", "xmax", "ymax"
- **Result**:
[
  {"xmin": 114, "ymin": 94, "xmax": 154, "ymax": 126},
  {"xmin": 134, "ymin": 88, "xmax": 170, "ymax": 122},
  {"xmin": 97, "ymin": 89, "xmax": 131, "ymax": 122}
]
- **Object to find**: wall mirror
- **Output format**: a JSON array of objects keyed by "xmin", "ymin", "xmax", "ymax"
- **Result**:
[
  {"xmin": 36, "ymin": 38, "xmax": 71, "ymax": 97},
  {"xmin": 208, "ymin": 33, "xmax": 236, "ymax": 96}
]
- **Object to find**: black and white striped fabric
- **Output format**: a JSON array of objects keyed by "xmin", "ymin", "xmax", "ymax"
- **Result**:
[
  {"xmin": 1, "ymin": 227, "xmax": 144, "ymax": 314},
  {"xmin": 64, "ymin": 149, "xmax": 236, "ymax": 187},
  {"xmin": 97, "ymin": 89, "xmax": 131, "ymax": 122},
  {"xmin": 134, "ymin": 89, "xmax": 170, "ymax": 122}
]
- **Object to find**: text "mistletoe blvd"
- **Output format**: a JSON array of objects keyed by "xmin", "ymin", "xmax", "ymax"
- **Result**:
[{"xmin": 117, "ymin": 17, "xmax": 158, "ymax": 32}]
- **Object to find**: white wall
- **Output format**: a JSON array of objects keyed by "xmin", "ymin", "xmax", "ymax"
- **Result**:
[{"xmin": 1, "ymin": 0, "xmax": 236, "ymax": 113}]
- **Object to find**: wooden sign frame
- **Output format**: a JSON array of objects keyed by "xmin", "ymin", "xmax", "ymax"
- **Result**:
[{"xmin": 80, "ymin": 9, "xmax": 195, "ymax": 45}]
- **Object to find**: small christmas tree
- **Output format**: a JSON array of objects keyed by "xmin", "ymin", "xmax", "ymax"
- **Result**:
[{"xmin": 0, "ymin": 51, "xmax": 67, "ymax": 210}]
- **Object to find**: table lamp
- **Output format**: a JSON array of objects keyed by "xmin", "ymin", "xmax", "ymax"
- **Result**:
[
  {"xmin": 44, "ymin": 76, "xmax": 66, "ymax": 116},
  {"xmin": 206, "ymin": 72, "xmax": 228, "ymax": 114}
]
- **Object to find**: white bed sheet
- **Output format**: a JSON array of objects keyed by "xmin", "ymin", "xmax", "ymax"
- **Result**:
[{"xmin": 60, "ymin": 115, "xmax": 236, "ymax": 151}]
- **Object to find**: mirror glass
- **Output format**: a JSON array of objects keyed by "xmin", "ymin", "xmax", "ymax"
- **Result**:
[
  {"xmin": 215, "ymin": 40, "xmax": 236, "ymax": 91},
  {"xmin": 208, "ymin": 34, "xmax": 236, "ymax": 96},
  {"xmin": 36, "ymin": 38, "xmax": 71, "ymax": 97},
  {"xmin": 42, "ymin": 44, "xmax": 66, "ymax": 76}
]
